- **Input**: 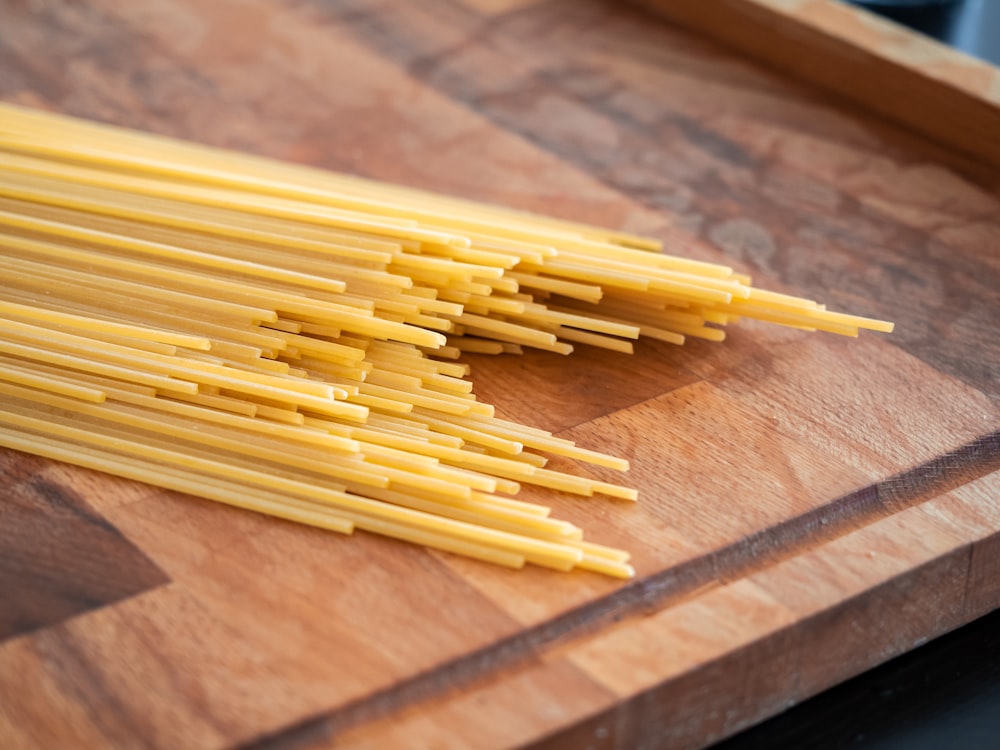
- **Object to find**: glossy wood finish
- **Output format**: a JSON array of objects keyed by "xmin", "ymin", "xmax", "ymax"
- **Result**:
[{"xmin": 1, "ymin": 1, "xmax": 998, "ymax": 748}]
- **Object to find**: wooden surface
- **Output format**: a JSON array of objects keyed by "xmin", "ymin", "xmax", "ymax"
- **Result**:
[
  {"xmin": 1, "ymin": 1, "xmax": 999, "ymax": 748},
  {"xmin": 636, "ymin": 0, "xmax": 1000, "ymax": 171}
]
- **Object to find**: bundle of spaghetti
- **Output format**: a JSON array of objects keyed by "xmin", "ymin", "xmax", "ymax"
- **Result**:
[
  {"xmin": 0, "ymin": 104, "xmax": 893, "ymax": 577},
  {"xmin": 0, "ymin": 239, "xmax": 635, "ymax": 576},
  {"xmin": 0, "ymin": 104, "xmax": 892, "ymax": 353}
]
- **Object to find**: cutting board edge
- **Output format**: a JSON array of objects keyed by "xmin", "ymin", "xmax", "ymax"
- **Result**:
[{"xmin": 316, "ymin": 471, "xmax": 1000, "ymax": 750}]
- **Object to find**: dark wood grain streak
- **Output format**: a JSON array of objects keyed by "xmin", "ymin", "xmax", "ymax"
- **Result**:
[
  {"xmin": 239, "ymin": 430, "xmax": 1000, "ymax": 748},
  {"xmin": 0, "ymin": 448, "xmax": 169, "ymax": 642}
]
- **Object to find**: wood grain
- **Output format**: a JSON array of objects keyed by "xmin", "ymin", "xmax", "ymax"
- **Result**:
[
  {"xmin": 0, "ymin": 450, "xmax": 167, "ymax": 642},
  {"xmin": 635, "ymin": 0, "xmax": 1000, "ymax": 171},
  {"xmin": 0, "ymin": 0, "xmax": 998, "ymax": 748}
]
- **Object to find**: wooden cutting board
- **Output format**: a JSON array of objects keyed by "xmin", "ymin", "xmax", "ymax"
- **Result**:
[{"xmin": 1, "ymin": 1, "xmax": 998, "ymax": 748}]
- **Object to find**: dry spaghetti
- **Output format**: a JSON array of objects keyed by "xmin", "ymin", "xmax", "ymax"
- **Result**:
[{"xmin": 0, "ymin": 104, "xmax": 893, "ymax": 577}]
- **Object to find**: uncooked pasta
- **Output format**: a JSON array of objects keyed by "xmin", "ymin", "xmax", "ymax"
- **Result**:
[{"xmin": 0, "ymin": 103, "xmax": 893, "ymax": 577}]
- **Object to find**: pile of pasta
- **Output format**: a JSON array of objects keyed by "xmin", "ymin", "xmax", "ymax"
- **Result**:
[{"xmin": 0, "ymin": 104, "xmax": 892, "ymax": 577}]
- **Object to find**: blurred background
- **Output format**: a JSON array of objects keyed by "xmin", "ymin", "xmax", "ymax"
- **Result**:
[{"xmin": 851, "ymin": 0, "xmax": 1000, "ymax": 65}]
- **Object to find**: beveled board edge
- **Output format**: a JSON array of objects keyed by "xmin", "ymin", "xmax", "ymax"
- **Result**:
[
  {"xmin": 246, "ymin": 437, "xmax": 1000, "ymax": 750},
  {"xmin": 314, "ymin": 471, "xmax": 1000, "ymax": 750},
  {"xmin": 633, "ymin": 0, "xmax": 1000, "ymax": 170}
]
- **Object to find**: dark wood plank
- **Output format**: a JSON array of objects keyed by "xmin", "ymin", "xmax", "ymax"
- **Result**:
[{"xmin": 0, "ymin": 449, "xmax": 168, "ymax": 642}]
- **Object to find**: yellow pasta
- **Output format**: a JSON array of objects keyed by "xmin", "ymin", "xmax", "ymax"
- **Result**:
[{"xmin": 0, "ymin": 103, "xmax": 895, "ymax": 578}]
